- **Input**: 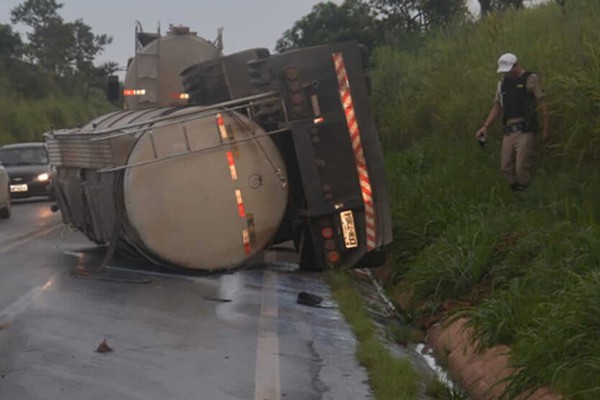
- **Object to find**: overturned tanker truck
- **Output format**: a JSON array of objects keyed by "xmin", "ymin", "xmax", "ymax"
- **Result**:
[{"xmin": 45, "ymin": 24, "xmax": 392, "ymax": 272}]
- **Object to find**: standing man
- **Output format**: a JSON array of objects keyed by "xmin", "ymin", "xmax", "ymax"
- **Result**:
[{"xmin": 475, "ymin": 53, "xmax": 549, "ymax": 191}]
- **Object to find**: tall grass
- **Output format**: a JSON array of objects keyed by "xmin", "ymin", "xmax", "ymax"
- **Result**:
[
  {"xmin": 373, "ymin": 1, "xmax": 600, "ymax": 398},
  {"xmin": 0, "ymin": 89, "xmax": 115, "ymax": 145}
]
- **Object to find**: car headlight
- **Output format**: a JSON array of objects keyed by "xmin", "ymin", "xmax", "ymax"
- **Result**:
[{"xmin": 37, "ymin": 173, "xmax": 50, "ymax": 182}]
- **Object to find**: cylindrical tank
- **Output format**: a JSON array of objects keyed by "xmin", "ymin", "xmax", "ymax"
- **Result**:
[
  {"xmin": 56, "ymin": 107, "xmax": 288, "ymax": 271},
  {"xmin": 124, "ymin": 25, "xmax": 221, "ymax": 110}
]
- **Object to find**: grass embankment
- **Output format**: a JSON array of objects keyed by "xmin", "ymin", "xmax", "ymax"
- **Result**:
[
  {"xmin": 328, "ymin": 270, "xmax": 420, "ymax": 400},
  {"xmin": 0, "ymin": 89, "xmax": 115, "ymax": 144},
  {"xmin": 371, "ymin": 1, "xmax": 600, "ymax": 399}
]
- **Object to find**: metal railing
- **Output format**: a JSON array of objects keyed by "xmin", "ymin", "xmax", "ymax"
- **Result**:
[{"xmin": 46, "ymin": 91, "xmax": 289, "ymax": 174}]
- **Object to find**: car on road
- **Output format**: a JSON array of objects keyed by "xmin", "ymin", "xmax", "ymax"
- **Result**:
[
  {"xmin": 0, "ymin": 161, "xmax": 11, "ymax": 218},
  {"xmin": 0, "ymin": 142, "xmax": 54, "ymax": 200}
]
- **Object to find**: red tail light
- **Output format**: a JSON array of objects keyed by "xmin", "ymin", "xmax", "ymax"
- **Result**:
[
  {"xmin": 326, "ymin": 251, "xmax": 341, "ymax": 264},
  {"xmin": 321, "ymin": 227, "xmax": 334, "ymax": 239}
]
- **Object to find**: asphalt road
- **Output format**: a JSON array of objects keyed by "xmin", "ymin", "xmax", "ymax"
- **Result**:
[{"xmin": 0, "ymin": 199, "xmax": 372, "ymax": 400}]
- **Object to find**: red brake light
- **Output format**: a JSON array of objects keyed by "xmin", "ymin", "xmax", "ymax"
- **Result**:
[
  {"xmin": 326, "ymin": 251, "xmax": 341, "ymax": 264},
  {"xmin": 321, "ymin": 227, "xmax": 334, "ymax": 239}
]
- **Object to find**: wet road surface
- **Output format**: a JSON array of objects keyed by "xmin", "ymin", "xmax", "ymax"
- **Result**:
[{"xmin": 0, "ymin": 200, "xmax": 372, "ymax": 399}]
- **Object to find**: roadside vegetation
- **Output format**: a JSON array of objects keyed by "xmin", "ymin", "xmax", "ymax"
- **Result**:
[
  {"xmin": 371, "ymin": 1, "xmax": 600, "ymax": 399},
  {"xmin": 0, "ymin": 92, "xmax": 115, "ymax": 145},
  {"xmin": 328, "ymin": 270, "xmax": 421, "ymax": 400},
  {"xmin": 281, "ymin": 0, "xmax": 597, "ymax": 399},
  {"xmin": 0, "ymin": 0, "xmax": 117, "ymax": 145}
]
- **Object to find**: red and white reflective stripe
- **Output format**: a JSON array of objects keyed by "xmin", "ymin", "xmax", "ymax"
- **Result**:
[
  {"xmin": 242, "ymin": 229, "xmax": 251, "ymax": 255},
  {"xmin": 332, "ymin": 52, "xmax": 377, "ymax": 251},
  {"xmin": 235, "ymin": 189, "xmax": 246, "ymax": 218},
  {"xmin": 216, "ymin": 113, "xmax": 228, "ymax": 141},
  {"xmin": 226, "ymin": 151, "xmax": 238, "ymax": 180},
  {"xmin": 217, "ymin": 113, "xmax": 252, "ymax": 255}
]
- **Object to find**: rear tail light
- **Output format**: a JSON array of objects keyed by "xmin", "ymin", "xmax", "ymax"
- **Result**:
[
  {"xmin": 321, "ymin": 227, "xmax": 334, "ymax": 239},
  {"xmin": 170, "ymin": 93, "xmax": 190, "ymax": 100},
  {"xmin": 123, "ymin": 89, "xmax": 146, "ymax": 96},
  {"xmin": 326, "ymin": 251, "xmax": 341, "ymax": 264}
]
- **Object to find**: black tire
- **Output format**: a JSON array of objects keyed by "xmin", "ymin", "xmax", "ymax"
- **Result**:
[{"xmin": 0, "ymin": 188, "xmax": 11, "ymax": 219}]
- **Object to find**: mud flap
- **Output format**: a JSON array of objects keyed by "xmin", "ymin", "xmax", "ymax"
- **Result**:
[{"xmin": 298, "ymin": 228, "xmax": 324, "ymax": 272}]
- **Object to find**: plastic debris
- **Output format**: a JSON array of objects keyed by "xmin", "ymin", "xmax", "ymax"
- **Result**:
[{"xmin": 297, "ymin": 291, "xmax": 324, "ymax": 307}]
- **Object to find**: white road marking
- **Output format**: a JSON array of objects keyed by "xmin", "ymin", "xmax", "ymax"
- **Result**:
[
  {"xmin": 0, "ymin": 224, "xmax": 62, "ymax": 254},
  {"xmin": 254, "ymin": 270, "xmax": 281, "ymax": 400},
  {"xmin": 105, "ymin": 265, "xmax": 203, "ymax": 283},
  {"xmin": 0, "ymin": 275, "xmax": 57, "ymax": 321}
]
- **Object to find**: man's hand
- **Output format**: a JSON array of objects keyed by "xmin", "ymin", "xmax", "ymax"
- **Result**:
[{"xmin": 475, "ymin": 126, "xmax": 488, "ymax": 141}]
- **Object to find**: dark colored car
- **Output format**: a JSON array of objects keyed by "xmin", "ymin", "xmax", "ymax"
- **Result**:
[{"xmin": 0, "ymin": 142, "xmax": 54, "ymax": 199}]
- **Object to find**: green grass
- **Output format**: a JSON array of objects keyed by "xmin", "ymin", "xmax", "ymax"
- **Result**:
[
  {"xmin": 327, "ymin": 270, "xmax": 420, "ymax": 400},
  {"xmin": 0, "ymin": 89, "xmax": 116, "ymax": 145},
  {"xmin": 425, "ymin": 378, "xmax": 468, "ymax": 400},
  {"xmin": 372, "ymin": 1, "xmax": 600, "ymax": 398}
]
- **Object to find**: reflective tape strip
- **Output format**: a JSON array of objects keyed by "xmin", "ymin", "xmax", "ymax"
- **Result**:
[
  {"xmin": 216, "ymin": 113, "xmax": 228, "ymax": 141},
  {"xmin": 243, "ymin": 229, "xmax": 251, "ymax": 255},
  {"xmin": 235, "ymin": 189, "xmax": 246, "ymax": 218},
  {"xmin": 218, "ymin": 113, "xmax": 251, "ymax": 255},
  {"xmin": 332, "ymin": 52, "xmax": 377, "ymax": 251},
  {"xmin": 226, "ymin": 151, "xmax": 238, "ymax": 180}
]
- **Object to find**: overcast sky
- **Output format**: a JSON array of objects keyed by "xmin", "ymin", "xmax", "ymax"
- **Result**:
[
  {"xmin": 0, "ymin": 0, "xmax": 482, "ymax": 69},
  {"xmin": 0, "ymin": 0, "xmax": 341, "ymax": 68}
]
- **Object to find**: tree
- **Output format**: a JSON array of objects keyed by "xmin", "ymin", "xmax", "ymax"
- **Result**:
[
  {"xmin": 477, "ymin": 0, "xmax": 525, "ymax": 16},
  {"xmin": 10, "ymin": 0, "xmax": 112, "ymax": 76},
  {"xmin": 10, "ymin": 0, "xmax": 66, "ymax": 71},
  {"xmin": 369, "ymin": 0, "xmax": 466, "ymax": 37},
  {"xmin": 69, "ymin": 19, "xmax": 112, "ymax": 73},
  {"xmin": 275, "ymin": 0, "xmax": 380, "ymax": 52},
  {"xmin": 368, "ymin": 0, "xmax": 422, "ymax": 34},
  {"xmin": 0, "ymin": 24, "xmax": 23, "ymax": 64},
  {"xmin": 419, "ymin": 0, "xmax": 467, "ymax": 28}
]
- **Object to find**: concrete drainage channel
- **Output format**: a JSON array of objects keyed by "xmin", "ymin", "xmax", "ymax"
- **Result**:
[{"xmin": 353, "ymin": 269, "xmax": 468, "ymax": 400}]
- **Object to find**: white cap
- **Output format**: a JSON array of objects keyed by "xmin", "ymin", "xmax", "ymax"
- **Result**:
[{"xmin": 497, "ymin": 53, "xmax": 517, "ymax": 73}]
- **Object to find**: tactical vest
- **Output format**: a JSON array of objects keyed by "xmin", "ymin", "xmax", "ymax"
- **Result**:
[{"xmin": 501, "ymin": 72, "xmax": 539, "ymax": 133}]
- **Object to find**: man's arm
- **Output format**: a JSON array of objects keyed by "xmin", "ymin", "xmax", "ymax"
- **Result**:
[{"xmin": 475, "ymin": 101, "xmax": 501, "ymax": 140}]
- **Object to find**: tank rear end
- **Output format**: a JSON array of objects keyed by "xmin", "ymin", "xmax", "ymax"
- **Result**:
[
  {"xmin": 47, "ymin": 107, "xmax": 288, "ymax": 271},
  {"xmin": 124, "ymin": 25, "xmax": 222, "ymax": 110}
]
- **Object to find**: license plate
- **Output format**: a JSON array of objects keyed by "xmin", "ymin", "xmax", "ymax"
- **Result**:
[
  {"xmin": 340, "ymin": 210, "xmax": 358, "ymax": 249},
  {"xmin": 10, "ymin": 184, "xmax": 28, "ymax": 193}
]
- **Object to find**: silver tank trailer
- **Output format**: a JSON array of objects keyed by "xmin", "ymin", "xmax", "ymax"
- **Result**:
[
  {"xmin": 47, "ymin": 106, "xmax": 289, "ymax": 271},
  {"xmin": 124, "ymin": 25, "xmax": 221, "ymax": 110}
]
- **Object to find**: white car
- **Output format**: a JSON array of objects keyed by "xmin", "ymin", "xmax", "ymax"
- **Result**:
[{"xmin": 0, "ymin": 162, "xmax": 11, "ymax": 219}]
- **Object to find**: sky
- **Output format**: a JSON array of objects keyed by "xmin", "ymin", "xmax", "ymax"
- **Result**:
[
  {"xmin": 0, "ymin": 0, "xmax": 485, "ymax": 69},
  {"xmin": 0, "ymin": 0, "xmax": 343, "ymax": 69}
]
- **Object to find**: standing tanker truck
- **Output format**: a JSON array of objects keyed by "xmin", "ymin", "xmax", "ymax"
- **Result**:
[{"xmin": 45, "ymin": 24, "xmax": 392, "ymax": 272}]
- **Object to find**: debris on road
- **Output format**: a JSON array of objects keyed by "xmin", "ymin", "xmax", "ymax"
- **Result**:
[
  {"xmin": 95, "ymin": 339, "xmax": 113, "ymax": 353},
  {"xmin": 0, "ymin": 322, "xmax": 8, "ymax": 330},
  {"xmin": 297, "ymin": 292, "xmax": 324, "ymax": 307},
  {"xmin": 202, "ymin": 296, "xmax": 232, "ymax": 303}
]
